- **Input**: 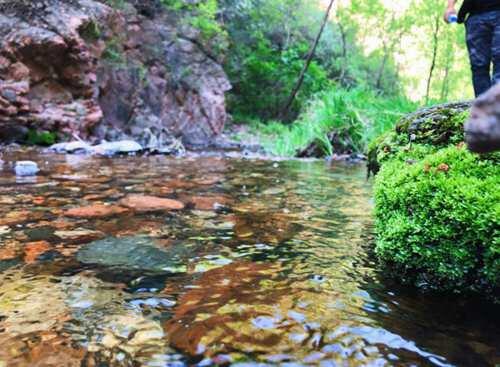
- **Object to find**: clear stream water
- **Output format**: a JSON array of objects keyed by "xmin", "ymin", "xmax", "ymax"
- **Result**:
[{"xmin": 0, "ymin": 149, "xmax": 498, "ymax": 367}]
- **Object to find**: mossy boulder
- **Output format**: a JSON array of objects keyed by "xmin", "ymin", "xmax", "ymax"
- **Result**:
[
  {"xmin": 371, "ymin": 102, "xmax": 500, "ymax": 298},
  {"xmin": 367, "ymin": 101, "xmax": 471, "ymax": 176}
]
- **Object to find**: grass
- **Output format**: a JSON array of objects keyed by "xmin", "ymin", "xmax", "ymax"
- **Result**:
[{"xmin": 235, "ymin": 86, "xmax": 417, "ymax": 157}]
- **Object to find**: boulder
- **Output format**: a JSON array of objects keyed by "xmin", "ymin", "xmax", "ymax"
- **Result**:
[
  {"xmin": 465, "ymin": 83, "xmax": 500, "ymax": 153},
  {"xmin": 370, "ymin": 101, "xmax": 499, "ymax": 299},
  {"xmin": 367, "ymin": 101, "xmax": 472, "ymax": 177}
]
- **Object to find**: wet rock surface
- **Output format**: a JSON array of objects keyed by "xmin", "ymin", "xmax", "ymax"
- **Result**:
[
  {"xmin": 76, "ymin": 236, "xmax": 187, "ymax": 273},
  {"xmin": 0, "ymin": 0, "xmax": 231, "ymax": 148},
  {"xmin": 119, "ymin": 194, "xmax": 185, "ymax": 212},
  {"xmin": 0, "ymin": 149, "xmax": 498, "ymax": 366}
]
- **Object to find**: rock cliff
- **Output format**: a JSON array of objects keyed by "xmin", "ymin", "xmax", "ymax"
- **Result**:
[{"xmin": 0, "ymin": 0, "xmax": 231, "ymax": 148}]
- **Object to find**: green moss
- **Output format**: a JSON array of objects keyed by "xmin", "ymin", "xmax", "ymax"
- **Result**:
[
  {"xmin": 371, "ymin": 102, "xmax": 500, "ymax": 300},
  {"xmin": 79, "ymin": 21, "xmax": 101, "ymax": 42},
  {"xmin": 367, "ymin": 104, "xmax": 469, "ymax": 176},
  {"xmin": 103, "ymin": 38, "xmax": 125, "ymax": 65},
  {"xmin": 374, "ymin": 145, "xmax": 500, "ymax": 296},
  {"xmin": 103, "ymin": 0, "xmax": 127, "ymax": 9},
  {"xmin": 26, "ymin": 130, "xmax": 57, "ymax": 146}
]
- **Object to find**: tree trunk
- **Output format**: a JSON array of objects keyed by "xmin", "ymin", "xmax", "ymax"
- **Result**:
[
  {"xmin": 440, "ymin": 42, "xmax": 454, "ymax": 100},
  {"xmin": 425, "ymin": 14, "xmax": 440, "ymax": 103},
  {"xmin": 338, "ymin": 22, "xmax": 347, "ymax": 83},
  {"xmin": 280, "ymin": 0, "xmax": 336, "ymax": 120},
  {"xmin": 376, "ymin": 42, "xmax": 389, "ymax": 91}
]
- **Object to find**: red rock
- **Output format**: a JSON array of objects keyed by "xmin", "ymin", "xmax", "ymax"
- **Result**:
[
  {"xmin": 188, "ymin": 195, "xmax": 231, "ymax": 210},
  {"xmin": 0, "ymin": 56, "xmax": 11, "ymax": 70},
  {"xmin": 8, "ymin": 62, "xmax": 30, "ymax": 80},
  {"xmin": 24, "ymin": 241, "xmax": 51, "ymax": 263},
  {"xmin": 164, "ymin": 179, "xmax": 196, "ymax": 189},
  {"xmin": 119, "ymin": 195, "xmax": 185, "ymax": 212},
  {"xmin": 0, "ymin": 246, "xmax": 18, "ymax": 261},
  {"xmin": 0, "ymin": 210, "xmax": 31, "ymax": 226},
  {"xmin": 64, "ymin": 204, "xmax": 129, "ymax": 218},
  {"xmin": 192, "ymin": 175, "xmax": 223, "ymax": 185}
]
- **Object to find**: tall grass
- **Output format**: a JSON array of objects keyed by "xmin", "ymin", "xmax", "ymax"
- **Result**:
[{"xmin": 242, "ymin": 86, "xmax": 417, "ymax": 157}]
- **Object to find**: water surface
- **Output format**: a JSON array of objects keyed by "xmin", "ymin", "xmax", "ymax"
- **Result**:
[{"xmin": 0, "ymin": 149, "xmax": 498, "ymax": 366}]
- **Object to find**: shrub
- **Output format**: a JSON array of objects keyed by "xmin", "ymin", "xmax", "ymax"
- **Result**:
[
  {"xmin": 374, "ymin": 145, "xmax": 500, "ymax": 296},
  {"xmin": 244, "ymin": 86, "xmax": 415, "ymax": 157}
]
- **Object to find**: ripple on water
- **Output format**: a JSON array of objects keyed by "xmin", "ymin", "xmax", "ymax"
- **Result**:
[{"xmin": 0, "ymin": 150, "xmax": 498, "ymax": 366}]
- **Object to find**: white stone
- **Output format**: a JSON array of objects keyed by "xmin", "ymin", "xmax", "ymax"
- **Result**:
[
  {"xmin": 92, "ymin": 140, "xmax": 143, "ymax": 155},
  {"xmin": 14, "ymin": 161, "xmax": 39, "ymax": 176},
  {"xmin": 48, "ymin": 141, "xmax": 92, "ymax": 153}
]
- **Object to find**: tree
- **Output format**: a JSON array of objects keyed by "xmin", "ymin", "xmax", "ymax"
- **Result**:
[{"xmin": 280, "ymin": 0, "xmax": 336, "ymax": 119}]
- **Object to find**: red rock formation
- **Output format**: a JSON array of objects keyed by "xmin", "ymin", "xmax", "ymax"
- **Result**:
[{"xmin": 0, "ymin": 0, "xmax": 231, "ymax": 147}]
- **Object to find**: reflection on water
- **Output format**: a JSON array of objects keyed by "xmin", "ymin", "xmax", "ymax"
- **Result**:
[{"xmin": 0, "ymin": 148, "xmax": 498, "ymax": 366}]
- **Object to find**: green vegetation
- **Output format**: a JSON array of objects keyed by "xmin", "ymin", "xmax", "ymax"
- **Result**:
[
  {"xmin": 239, "ymin": 87, "xmax": 415, "ymax": 156},
  {"xmin": 222, "ymin": 0, "xmax": 404, "ymax": 123},
  {"xmin": 372, "ymin": 107, "xmax": 500, "ymax": 298},
  {"xmin": 161, "ymin": 0, "xmax": 228, "ymax": 53},
  {"xmin": 26, "ymin": 130, "xmax": 57, "ymax": 146}
]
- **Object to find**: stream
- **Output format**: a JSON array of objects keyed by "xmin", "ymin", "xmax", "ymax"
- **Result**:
[{"xmin": 0, "ymin": 149, "xmax": 498, "ymax": 366}]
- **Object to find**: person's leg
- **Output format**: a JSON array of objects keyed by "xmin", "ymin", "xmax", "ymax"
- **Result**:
[
  {"xmin": 466, "ymin": 14, "xmax": 494, "ymax": 96},
  {"xmin": 491, "ymin": 11, "xmax": 500, "ymax": 85}
]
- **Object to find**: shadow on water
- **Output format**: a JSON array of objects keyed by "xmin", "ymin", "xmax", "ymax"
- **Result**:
[{"xmin": 0, "ymin": 148, "xmax": 498, "ymax": 366}]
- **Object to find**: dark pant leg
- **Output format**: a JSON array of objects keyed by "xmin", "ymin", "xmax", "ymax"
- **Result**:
[
  {"xmin": 491, "ymin": 12, "xmax": 500, "ymax": 85},
  {"xmin": 466, "ymin": 14, "xmax": 494, "ymax": 96}
]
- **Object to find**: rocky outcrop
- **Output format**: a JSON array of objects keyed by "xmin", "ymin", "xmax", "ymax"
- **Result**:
[{"xmin": 0, "ymin": 0, "xmax": 231, "ymax": 148}]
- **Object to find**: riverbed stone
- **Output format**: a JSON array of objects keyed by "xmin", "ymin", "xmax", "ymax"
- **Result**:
[
  {"xmin": 119, "ymin": 194, "xmax": 185, "ymax": 212},
  {"xmin": 64, "ymin": 204, "xmax": 129, "ymax": 219},
  {"xmin": 182, "ymin": 195, "xmax": 231, "ymax": 211},
  {"xmin": 54, "ymin": 228, "xmax": 104, "ymax": 242},
  {"xmin": 76, "ymin": 236, "xmax": 187, "ymax": 273},
  {"xmin": 14, "ymin": 161, "xmax": 39, "ymax": 176},
  {"xmin": 24, "ymin": 241, "xmax": 51, "ymax": 263}
]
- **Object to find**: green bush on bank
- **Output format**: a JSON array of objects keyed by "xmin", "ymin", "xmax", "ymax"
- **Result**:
[
  {"xmin": 374, "ymin": 145, "xmax": 500, "ymax": 296},
  {"xmin": 241, "ymin": 86, "xmax": 415, "ymax": 156}
]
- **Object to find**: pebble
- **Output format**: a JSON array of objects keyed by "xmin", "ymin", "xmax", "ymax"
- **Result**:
[{"xmin": 14, "ymin": 161, "xmax": 39, "ymax": 176}]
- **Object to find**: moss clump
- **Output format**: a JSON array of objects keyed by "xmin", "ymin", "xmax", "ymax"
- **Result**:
[
  {"xmin": 372, "ymin": 102, "xmax": 500, "ymax": 301},
  {"xmin": 375, "ymin": 146, "xmax": 499, "ymax": 295},
  {"xmin": 367, "ymin": 103, "xmax": 470, "ymax": 177}
]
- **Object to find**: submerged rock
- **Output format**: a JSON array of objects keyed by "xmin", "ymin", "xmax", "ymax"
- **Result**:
[
  {"xmin": 119, "ymin": 195, "xmax": 185, "ymax": 212},
  {"xmin": 76, "ymin": 236, "xmax": 187, "ymax": 273},
  {"xmin": 14, "ymin": 161, "xmax": 39, "ymax": 176},
  {"xmin": 64, "ymin": 204, "xmax": 129, "ymax": 219}
]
